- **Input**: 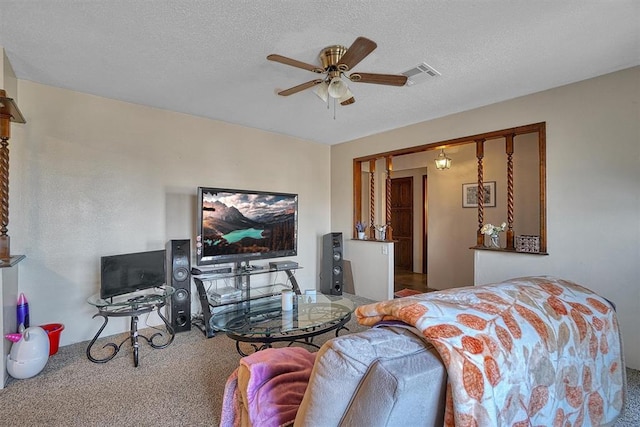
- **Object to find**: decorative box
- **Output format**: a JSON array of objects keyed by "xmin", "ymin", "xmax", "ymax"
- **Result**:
[{"xmin": 515, "ymin": 235, "xmax": 540, "ymax": 253}]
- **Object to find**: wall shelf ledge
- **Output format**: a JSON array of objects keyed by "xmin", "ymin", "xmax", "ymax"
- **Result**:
[
  {"xmin": 470, "ymin": 246, "xmax": 548, "ymax": 255},
  {"xmin": 0, "ymin": 255, "xmax": 25, "ymax": 268}
]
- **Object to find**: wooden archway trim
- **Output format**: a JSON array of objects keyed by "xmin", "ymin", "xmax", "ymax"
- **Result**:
[{"xmin": 353, "ymin": 122, "xmax": 547, "ymax": 254}]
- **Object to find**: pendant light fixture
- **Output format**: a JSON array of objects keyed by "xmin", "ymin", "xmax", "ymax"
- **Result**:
[{"xmin": 434, "ymin": 148, "xmax": 452, "ymax": 170}]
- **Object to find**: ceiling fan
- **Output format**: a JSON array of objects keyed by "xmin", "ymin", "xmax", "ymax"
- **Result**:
[{"xmin": 267, "ymin": 36, "xmax": 408, "ymax": 106}]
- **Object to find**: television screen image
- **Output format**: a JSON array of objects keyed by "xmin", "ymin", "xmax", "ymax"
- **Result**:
[
  {"xmin": 100, "ymin": 250, "xmax": 166, "ymax": 299},
  {"xmin": 196, "ymin": 187, "xmax": 298, "ymax": 266}
]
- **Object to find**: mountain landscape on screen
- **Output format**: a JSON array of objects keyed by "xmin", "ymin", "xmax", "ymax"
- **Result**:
[{"xmin": 201, "ymin": 190, "xmax": 297, "ymax": 257}]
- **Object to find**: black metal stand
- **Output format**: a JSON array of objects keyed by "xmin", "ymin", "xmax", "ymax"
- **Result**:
[
  {"xmin": 86, "ymin": 299, "xmax": 175, "ymax": 367},
  {"xmin": 193, "ymin": 277, "xmax": 216, "ymax": 338}
]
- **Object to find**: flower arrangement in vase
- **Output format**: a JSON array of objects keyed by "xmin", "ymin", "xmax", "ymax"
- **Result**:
[
  {"xmin": 481, "ymin": 222, "xmax": 507, "ymax": 248},
  {"xmin": 355, "ymin": 221, "xmax": 367, "ymax": 239},
  {"xmin": 374, "ymin": 224, "xmax": 388, "ymax": 241}
]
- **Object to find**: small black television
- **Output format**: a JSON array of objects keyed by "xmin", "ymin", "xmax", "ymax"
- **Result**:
[
  {"xmin": 100, "ymin": 250, "xmax": 166, "ymax": 299},
  {"xmin": 196, "ymin": 187, "xmax": 298, "ymax": 266}
]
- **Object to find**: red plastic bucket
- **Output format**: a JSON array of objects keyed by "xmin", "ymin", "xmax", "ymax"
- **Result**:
[{"xmin": 40, "ymin": 323, "xmax": 64, "ymax": 356}]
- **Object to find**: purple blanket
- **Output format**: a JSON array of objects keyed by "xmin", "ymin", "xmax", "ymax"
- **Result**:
[{"xmin": 220, "ymin": 346, "xmax": 316, "ymax": 427}]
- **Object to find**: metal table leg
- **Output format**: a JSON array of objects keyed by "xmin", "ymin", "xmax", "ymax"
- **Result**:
[
  {"xmin": 131, "ymin": 315, "xmax": 139, "ymax": 367},
  {"xmin": 86, "ymin": 303, "xmax": 174, "ymax": 367},
  {"xmin": 86, "ymin": 313, "xmax": 119, "ymax": 363}
]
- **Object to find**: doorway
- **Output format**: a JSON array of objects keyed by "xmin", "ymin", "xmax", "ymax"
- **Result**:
[
  {"xmin": 391, "ymin": 177, "xmax": 413, "ymax": 272},
  {"xmin": 392, "ymin": 174, "xmax": 430, "ymax": 294}
]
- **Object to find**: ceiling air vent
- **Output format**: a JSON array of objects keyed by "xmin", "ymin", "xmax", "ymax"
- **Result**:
[{"xmin": 401, "ymin": 62, "xmax": 441, "ymax": 86}]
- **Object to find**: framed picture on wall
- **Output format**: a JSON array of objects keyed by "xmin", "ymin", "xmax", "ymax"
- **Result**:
[{"xmin": 462, "ymin": 181, "xmax": 496, "ymax": 208}]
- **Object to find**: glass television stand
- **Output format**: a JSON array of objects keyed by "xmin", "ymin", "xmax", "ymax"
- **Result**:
[{"xmin": 192, "ymin": 264, "xmax": 301, "ymax": 338}]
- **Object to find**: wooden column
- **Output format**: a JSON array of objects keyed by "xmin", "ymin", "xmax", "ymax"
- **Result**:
[
  {"xmin": 0, "ymin": 89, "xmax": 26, "ymax": 261},
  {"xmin": 505, "ymin": 134, "xmax": 515, "ymax": 249},
  {"xmin": 353, "ymin": 160, "xmax": 362, "ymax": 239},
  {"xmin": 0, "ymin": 90, "xmax": 12, "ymax": 259},
  {"xmin": 385, "ymin": 156, "xmax": 393, "ymax": 241},
  {"xmin": 538, "ymin": 126, "xmax": 547, "ymax": 253},
  {"xmin": 369, "ymin": 159, "xmax": 376, "ymax": 240},
  {"xmin": 476, "ymin": 139, "xmax": 485, "ymax": 247}
]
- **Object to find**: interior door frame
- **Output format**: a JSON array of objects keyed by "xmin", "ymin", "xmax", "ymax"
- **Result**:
[{"xmin": 422, "ymin": 174, "xmax": 428, "ymax": 274}]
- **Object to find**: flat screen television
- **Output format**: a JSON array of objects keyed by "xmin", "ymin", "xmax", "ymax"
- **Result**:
[
  {"xmin": 100, "ymin": 250, "xmax": 166, "ymax": 299},
  {"xmin": 196, "ymin": 187, "xmax": 298, "ymax": 266}
]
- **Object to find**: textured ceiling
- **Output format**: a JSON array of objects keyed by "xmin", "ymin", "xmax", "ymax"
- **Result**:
[{"xmin": 0, "ymin": 1, "xmax": 638, "ymax": 145}]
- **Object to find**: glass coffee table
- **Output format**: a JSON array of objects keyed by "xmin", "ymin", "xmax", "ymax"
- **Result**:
[{"xmin": 210, "ymin": 293, "xmax": 354, "ymax": 356}]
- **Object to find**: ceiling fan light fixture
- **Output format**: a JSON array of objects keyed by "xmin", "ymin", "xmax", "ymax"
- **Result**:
[
  {"xmin": 314, "ymin": 81, "xmax": 329, "ymax": 102},
  {"xmin": 328, "ymin": 76, "xmax": 348, "ymax": 99},
  {"xmin": 435, "ymin": 149, "xmax": 452, "ymax": 170},
  {"xmin": 338, "ymin": 88, "xmax": 354, "ymax": 104}
]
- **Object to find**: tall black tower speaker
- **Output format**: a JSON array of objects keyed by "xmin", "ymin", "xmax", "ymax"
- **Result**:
[
  {"xmin": 321, "ymin": 232, "xmax": 343, "ymax": 295},
  {"xmin": 166, "ymin": 239, "xmax": 191, "ymax": 332}
]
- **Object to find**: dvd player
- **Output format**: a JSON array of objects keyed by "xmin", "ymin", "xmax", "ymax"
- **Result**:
[
  {"xmin": 269, "ymin": 260, "xmax": 299, "ymax": 271},
  {"xmin": 191, "ymin": 266, "xmax": 233, "ymax": 276}
]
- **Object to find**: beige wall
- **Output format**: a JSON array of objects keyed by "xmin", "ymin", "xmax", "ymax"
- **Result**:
[
  {"xmin": 331, "ymin": 67, "xmax": 640, "ymax": 369},
  {"xmin": 344, "ymin": 240, "xmax": 394, "ymax": 301},
  {"xmin": 1, "ymin": 47, "xmax": 18, "ymax": 98},
  {"xmin": 10, "ymin": 81, "xmax": 330, "ymax": 346}
]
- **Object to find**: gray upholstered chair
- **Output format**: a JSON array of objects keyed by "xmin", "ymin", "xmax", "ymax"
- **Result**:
[{"xmin": 224, "ymin": 325, "xmax": 447, "ymax": 427}]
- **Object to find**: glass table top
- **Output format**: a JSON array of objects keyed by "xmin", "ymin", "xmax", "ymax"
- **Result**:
[
  {"xmin": 210, "ymin": 293, "xmax": 354, "ymax": 336},
  {"xmin": 87, "ymin": 286, "xmax": 175, "ymax": 308}
]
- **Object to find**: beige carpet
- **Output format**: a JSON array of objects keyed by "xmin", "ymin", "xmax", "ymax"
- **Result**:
[
  {"xmin": 0, "ymin": 292, "xmax": 637, "ymax": 426},
  {"xmin": 0, "ymin": 294, "xmax": 371, "ymax": 427}
]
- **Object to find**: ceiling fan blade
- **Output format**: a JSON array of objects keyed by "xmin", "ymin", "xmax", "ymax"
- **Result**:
[
  {"xmin": 267, "ymin": 54, "xmax": 324, "ymax": 73},
  {"xmin": 349, "ymin": 72, "xmax": 408, "ymax": 86},
  {"xmin": 277, "ymin": 79, "xmax": 324, "ymax": 96},
  {"xmin": 340, "ymin": 97, "xmax": 356, "ymax": 106},
  {"xmin": 337, "ymin": 37, "xmax": 377, "ymax": 71}
]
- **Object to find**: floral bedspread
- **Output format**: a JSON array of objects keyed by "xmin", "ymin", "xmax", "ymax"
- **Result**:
[{"xmin": 355, "ymin": 276, "xmax": 625, "ymax": 426}]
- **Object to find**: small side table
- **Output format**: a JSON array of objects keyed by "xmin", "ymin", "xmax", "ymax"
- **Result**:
[{"xmin": 86, "ymin": 287, "xmax": 175, "ymax": 367}]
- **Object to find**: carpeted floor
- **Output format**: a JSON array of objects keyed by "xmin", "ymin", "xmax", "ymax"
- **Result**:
[
  {"xmin": 0, "ymin": 293, "xmax": 637, "ymax": 426},
  {"xmin": 0, "ymin": 294, "xmax": 372, "ymax": 426}
]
